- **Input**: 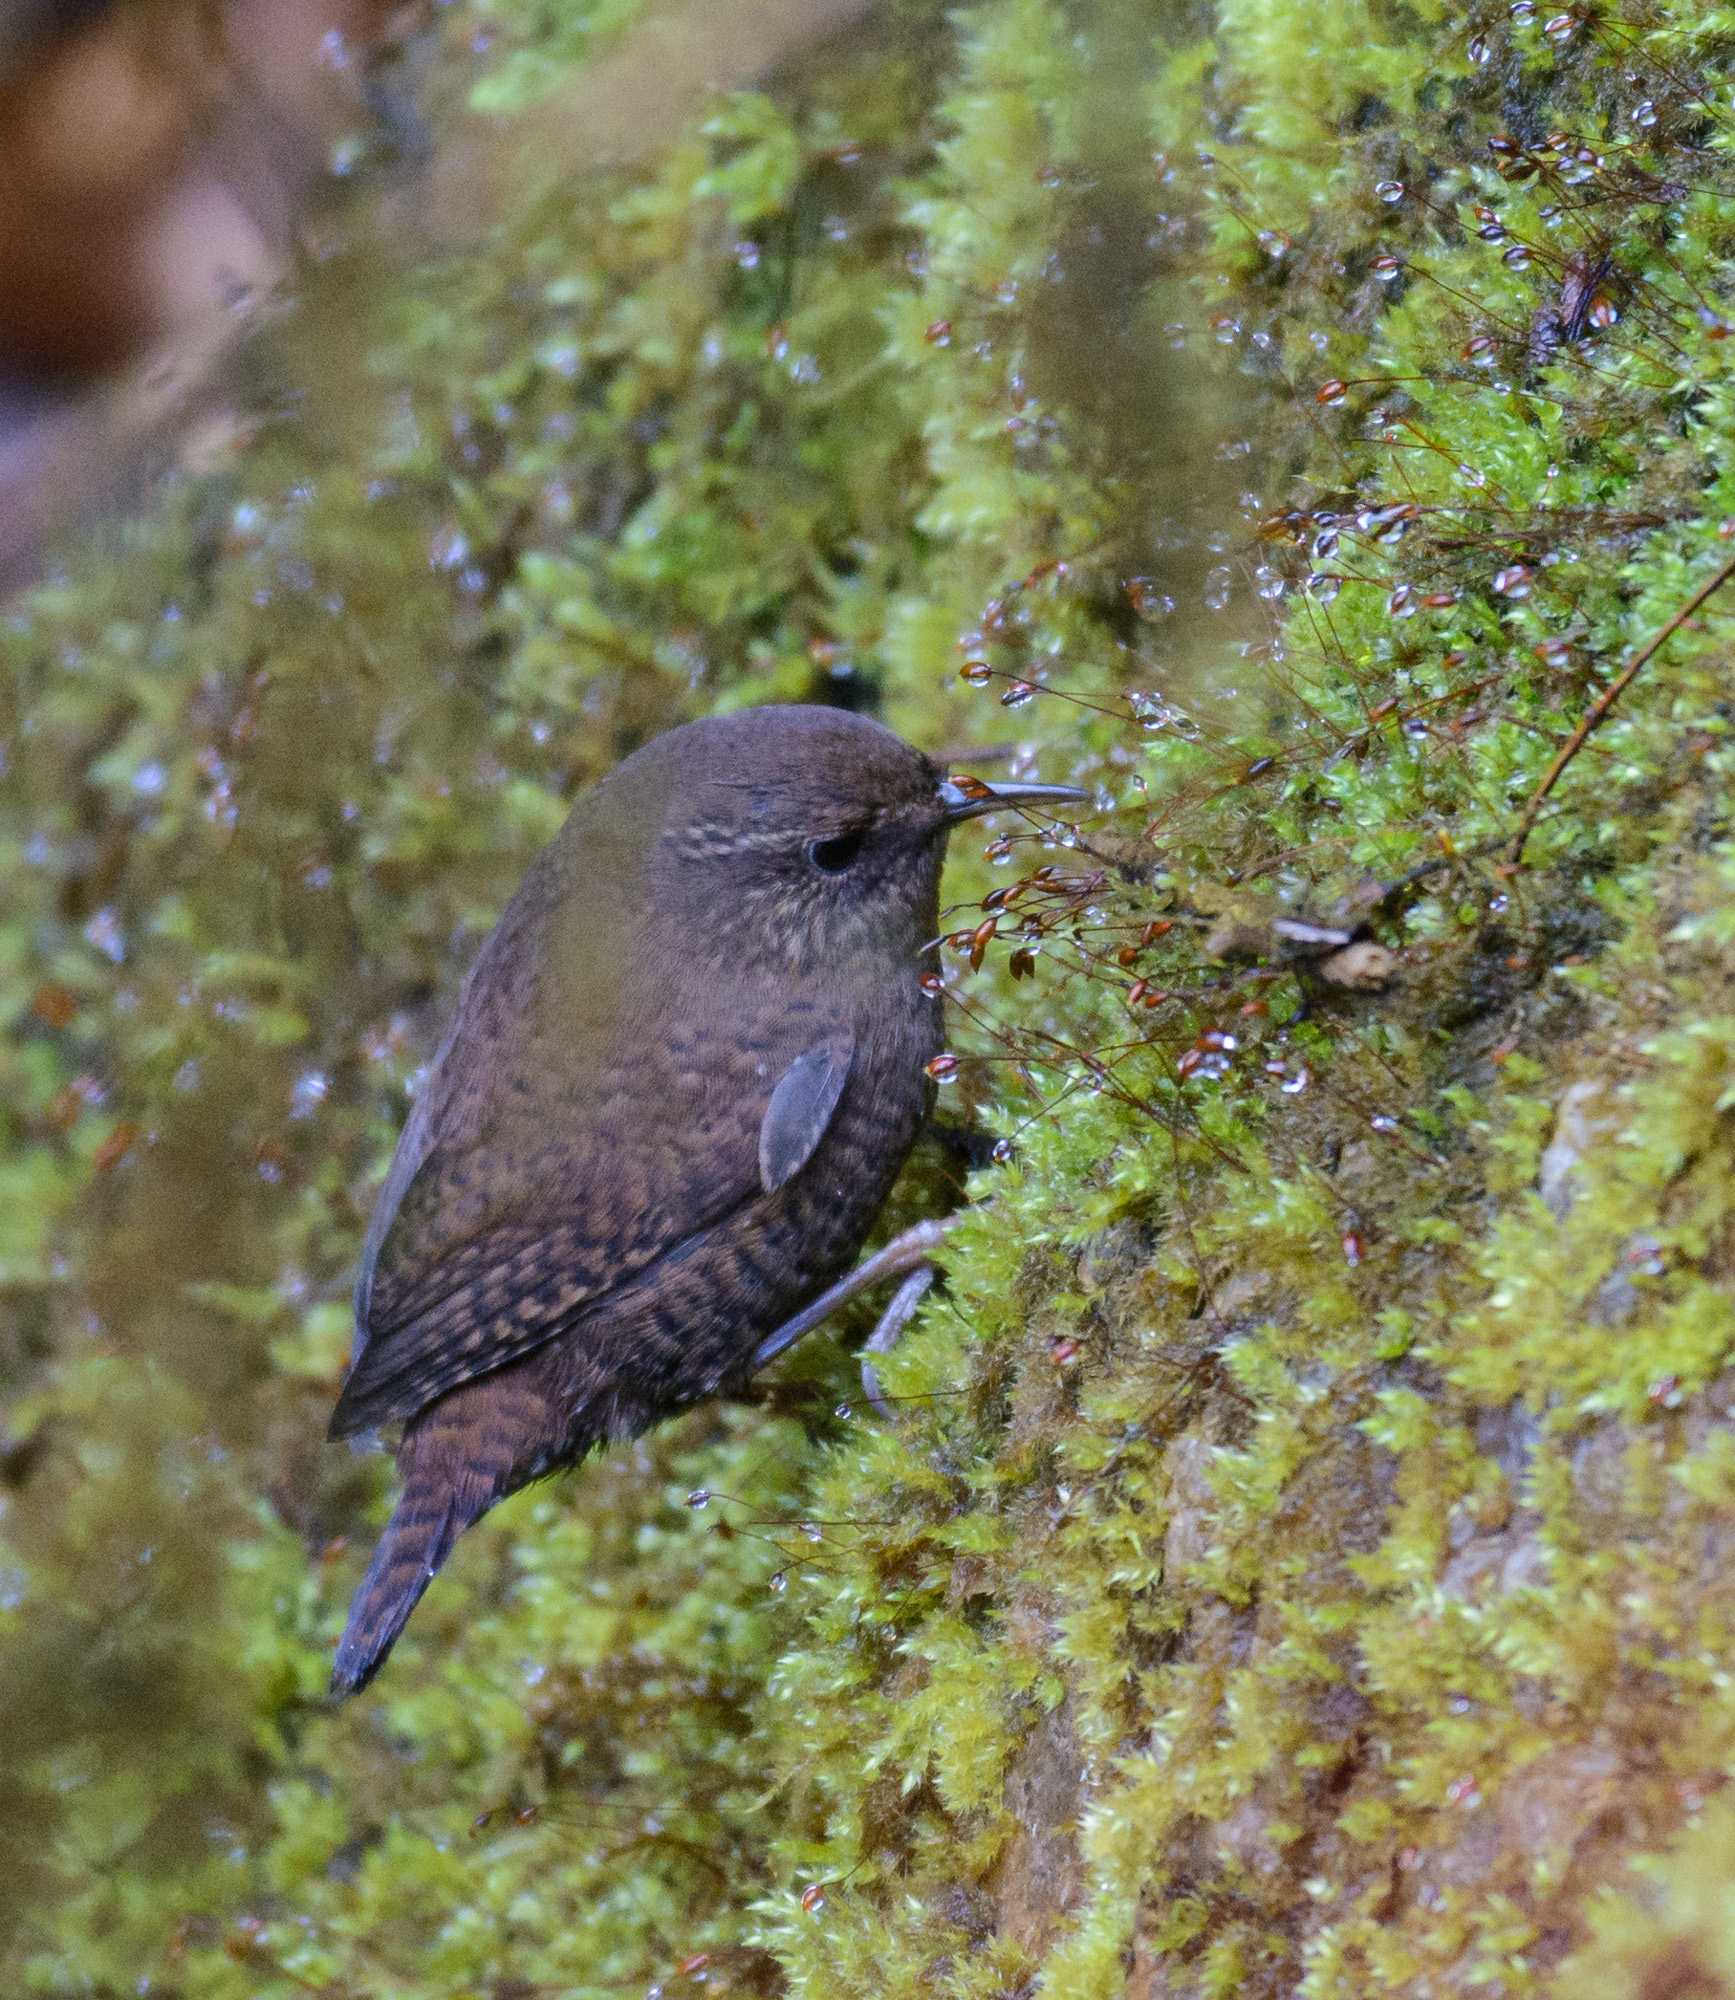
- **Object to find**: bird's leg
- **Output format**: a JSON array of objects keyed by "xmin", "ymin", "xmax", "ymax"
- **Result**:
[
  {"xmin": 857, "ymin": 1265, "xmax": 938, "ymax": 1419},
  {"xmin": 748, "ymin": 1215, "xmax": 957, "ymax": 1375}
]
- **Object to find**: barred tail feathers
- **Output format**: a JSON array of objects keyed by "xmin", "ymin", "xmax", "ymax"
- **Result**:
[
  {"xmin": 330, "ymin": 1473, "xmax": 472, "ymax": 1696},
  {"xmin": 329, "ymin": 1395, "xmax": 520, "ymax": 1696},
  {"xmin": 329, "ymin": 1355, "xmax": 605, "ymax": 1696}
]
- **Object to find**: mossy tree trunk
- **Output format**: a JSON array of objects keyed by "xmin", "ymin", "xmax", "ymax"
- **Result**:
[{"xmin": 3, "ymin": 2, "xmax": 1734, "ymax": 1996}]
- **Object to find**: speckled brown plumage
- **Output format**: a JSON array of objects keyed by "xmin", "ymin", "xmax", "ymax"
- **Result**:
[{"xmin": 327, "ymin": 704, "xmax": 1080, "ymax": 1694}]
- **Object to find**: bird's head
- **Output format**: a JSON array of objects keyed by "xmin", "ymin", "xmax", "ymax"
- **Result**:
[{"xmin": 632, "ymin": 706, "xmax": 1087, "ymax": 979}]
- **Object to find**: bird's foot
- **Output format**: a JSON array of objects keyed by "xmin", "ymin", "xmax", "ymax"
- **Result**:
[
  {"xmin": 857, "ymin": 1263, "xmax": 938, "ymax": 1419},
  {"xmin": 922, "ymin": 1118, "xmax": 1002, "ymax": 1171},
  {"xmin": 748, "ymin": 1217, "xmax": 958, "ymax": 1403}
]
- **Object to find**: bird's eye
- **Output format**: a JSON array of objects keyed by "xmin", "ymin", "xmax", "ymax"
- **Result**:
[{"xmin": 807, "ymin": 830, "xmax": 866, "ymax": 874}]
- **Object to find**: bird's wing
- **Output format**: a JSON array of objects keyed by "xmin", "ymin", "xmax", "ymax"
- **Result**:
[
  {"xmin": 328, "ymin": 1031, "xmax": 855, "ymax": 1438},
  {"xmin": 758, "ymin": 1038, "xmax": 853, "ymax": 1192}
]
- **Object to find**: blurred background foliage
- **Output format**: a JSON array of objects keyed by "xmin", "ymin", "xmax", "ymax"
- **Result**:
[{"xmin": 3, "ymin": 0, "xmax": 1735, "ymax": 1994}]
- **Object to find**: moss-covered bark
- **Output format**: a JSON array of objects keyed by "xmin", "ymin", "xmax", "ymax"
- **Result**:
[{"xmin": 3, "ymin": 0, "xmax": 1734, "ymax": 1994}]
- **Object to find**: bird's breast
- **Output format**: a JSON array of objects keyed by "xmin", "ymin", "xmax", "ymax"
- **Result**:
[{"xmin": 547, "ymin": 969, "xmax": 938, "ymax": 1423}]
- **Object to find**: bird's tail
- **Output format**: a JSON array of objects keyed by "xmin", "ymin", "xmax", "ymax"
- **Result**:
[
  {"xmin": 329, "ymin": 1356, "xmax": 594, "ymax": 1697},
  {"xmin": 330, "ymin": 1413, "xmax": 507, "ymax": 1697}
]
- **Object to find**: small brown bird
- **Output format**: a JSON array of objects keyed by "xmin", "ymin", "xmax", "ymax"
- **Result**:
[{"xmin": 327, "ymin": 704, "xmax": 1083, "ymax": 1694}]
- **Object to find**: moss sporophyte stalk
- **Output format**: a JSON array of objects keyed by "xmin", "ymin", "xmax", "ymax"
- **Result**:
[{"xmin": 2, "ymin": 0, "xmax": 1734, "ymax": 1995}]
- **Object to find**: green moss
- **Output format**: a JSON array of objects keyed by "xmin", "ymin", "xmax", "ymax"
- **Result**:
[{"xmin": 3, "ymin": 0, "xmax": 1735, "ymax": 1992}]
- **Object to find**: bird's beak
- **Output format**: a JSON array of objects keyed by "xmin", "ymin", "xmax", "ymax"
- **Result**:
[{"xmin": 936, "ymin": 773, "xmax": 1090, "ymax": 825}]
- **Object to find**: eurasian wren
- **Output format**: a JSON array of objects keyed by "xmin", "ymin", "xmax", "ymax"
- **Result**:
[{"xmin": 328, "ymin": 704, "xmax": 1083, "ymax": 1693}]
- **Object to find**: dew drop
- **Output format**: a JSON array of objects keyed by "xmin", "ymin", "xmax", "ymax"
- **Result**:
[
  {"xmin": 926, "ymin": 1053, "xmax": 962, "ymax": 1082},
  {"xmin": 960, "ymin": 661, "xmax": 994, "ymax": 686},
  {"xmin": 1316, "ymin": 378, "xmax": 1349, "ymax": 405},
  {"xmin": 992, "ymin": 1138, "xmax": 1015, "ymax": 1164},
  {"xmin": 84, "ymin": 908, "xmax": 126, "ymax": 964},
  {"xmin": 1372, "ymin": 253, "xmax": 1405, "ymax": 282},
  {"xmin": 1502, "ymin": 243, "xmax": 1533, "ymax": 270},
  {"xmin": 801, "ymin": 1884, "xmax": 827, "ymax": 1914},
  {"xmin": 769, "ymin": 1570, "xmax": 788, "ymax": 1594},
  {"xmin": 1375, "ymin": 179, "xmax": 1405, "ymax": 203},
  {"xmin": 686, "ymin": 1489, "xmax": 711, "ymax": 1509},
  {"xmin": 1000, "ymin": 680, "xmax": 1037, "ymax": 709}
]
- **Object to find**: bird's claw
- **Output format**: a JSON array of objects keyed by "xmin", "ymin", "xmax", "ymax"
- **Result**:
[{"xmin": 858, "ymin": 1263, "xmax": 939, "ymax": 1419}]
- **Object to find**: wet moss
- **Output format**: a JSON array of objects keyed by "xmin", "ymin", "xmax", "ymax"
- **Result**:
[{"xmin": 2, "ymin": 0, "xmax": 1734, "ymax": 1994}]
